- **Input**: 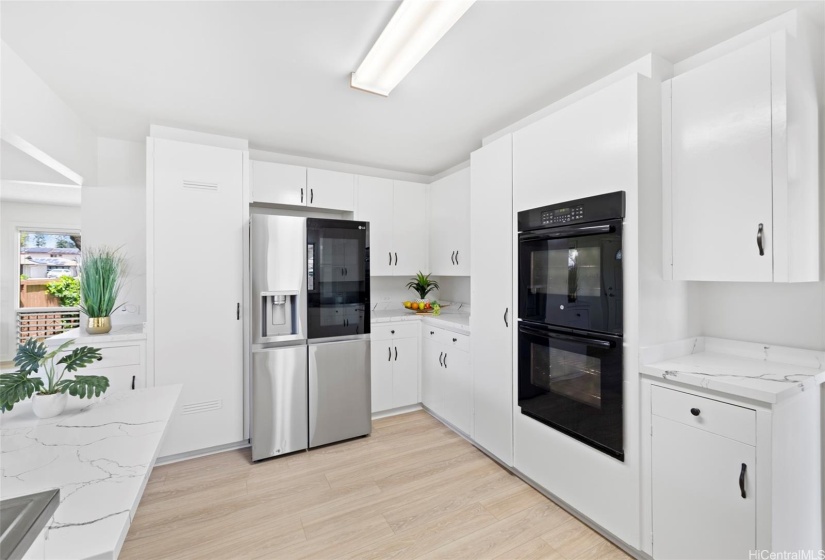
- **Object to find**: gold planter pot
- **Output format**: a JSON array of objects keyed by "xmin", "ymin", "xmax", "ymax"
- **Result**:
[{"xmin": 87, "ymin": 316, "xmax": 112, "ymax": 335}]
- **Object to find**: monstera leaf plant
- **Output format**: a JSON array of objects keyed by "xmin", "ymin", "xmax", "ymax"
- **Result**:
[{"xmin": 0, "ymin": 339, "xmax": 109, "ymax": 412}]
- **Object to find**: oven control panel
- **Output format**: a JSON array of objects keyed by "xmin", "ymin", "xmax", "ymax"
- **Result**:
[{"xmin": 541, "ymin": 205, "xmax": 584, "ymax": 225}]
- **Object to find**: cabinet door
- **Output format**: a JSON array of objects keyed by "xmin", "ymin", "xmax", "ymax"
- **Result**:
[
  {"xmin": 251, "ymin": 160, "xmax": 307, "ymax": 206},
  {"xmin": 356, "ymin": 176, "xmax": 394, "ymax": 276},
  {"xmin": 392, "ymin": 181, "xmax": 429, "ymax": 276},
  {"xmin": 421, "ymin": 338, "xmax": 445, "ymax": 416},
  {"xmin": 429, "ymin": 168, "xmax": 470, "ymax": 276},
  {"xmin": 470, "ymin": 134, "xmax": 513, "ymax": 464},
  {"xmin": 652, "ymin": 415, "xmax": 756, "ymax": 559},
  {"xmin": 152, "ymin": 139, "xmax": 244, "ymax": 456},
  {"xmin": 670, "ymin": 38, "xmax": 773, "ymax": 281},
  {"xmin": 370, "ymin": 341, "xmax": 394, "ymax": 413},
  {"xmin": 307, "ymin": 168, "xmax": 355, "ymax": 211},
  {"xmin": 443, "ymin": 349, "xmax": 471, "ymax": 435},
  {"xmin": 392, "ymin": 336, "xmax": 418, "ymax": 407},
  {"xmin": 428, "ymin": 180, "xmax": 453, "ymax": 275},
  {"xmin": 449, "ymin": 168, "xmax": 471, "ymax": 275}
]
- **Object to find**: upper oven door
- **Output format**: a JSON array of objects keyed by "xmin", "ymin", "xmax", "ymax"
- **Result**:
[
  {"xmin": 518, "ymin": 321, "xmax": 624, "ymax": 461},
  {"xmin": 518, "ymin": 220, "xmax": 623, "ymax": 334}
]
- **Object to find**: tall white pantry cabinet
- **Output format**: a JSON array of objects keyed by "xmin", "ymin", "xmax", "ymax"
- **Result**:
[{"xmin": 147, "ymin": 135, "xmax": 247, "ymax": 457}]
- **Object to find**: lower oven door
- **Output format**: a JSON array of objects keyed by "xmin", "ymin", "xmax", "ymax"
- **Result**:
[{"xmin": 518, "ymin": 321, "xmax": 624, "ymax": 461}]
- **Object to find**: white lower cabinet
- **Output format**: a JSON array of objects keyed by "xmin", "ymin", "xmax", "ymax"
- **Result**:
[
  {"xmin": 370, "ymin": 322, "xmax": 419, "ymax": 412},
  {"xmin": 652, "ymin": 405, "xmax": 756, "ymax": 559},
  {"xmin": 422, "ymin": 327, "xmax": 471, "ymax": 435},
  {"xmin": 48, "ymin": 340, "xmax": 146, "ymax": 393},
  {"xmin": 647, "ymin": 382, "xmax": 822, "ymax": 559}
]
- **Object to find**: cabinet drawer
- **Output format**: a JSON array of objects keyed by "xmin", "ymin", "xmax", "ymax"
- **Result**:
[
  {"xmin": 423, "ymin": 326, "xmax": 470, "ymax": 352},
  {"xmin": 652, "ymin": 385, "xmax": 755, "ymax": 446},
  {"xmin": 371, "ymin": 322, "xmax": 419, "ymax": 341},
  {"xmin": 57, "ymin": 344, "xmax": 142, "ymax": 371}
]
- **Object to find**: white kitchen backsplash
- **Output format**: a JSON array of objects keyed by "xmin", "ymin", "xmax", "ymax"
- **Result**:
[{"xmin": 370, "ymin": 275, "xmax": 470, "ymax": 310}]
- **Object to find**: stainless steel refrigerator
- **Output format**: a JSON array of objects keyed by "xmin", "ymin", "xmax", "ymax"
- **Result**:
[{"xmin": 250, "ymin": 215, "xmax": 371, "ymax": 461}]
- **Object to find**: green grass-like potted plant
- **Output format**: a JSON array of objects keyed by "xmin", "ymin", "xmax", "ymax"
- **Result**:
[
  {"xmin": 405, "ymin": 272, "xmax": 440, "ymax": 312},
  {"xmin": 0, "ymin": 339, "xmax": 109, "ymax": 418},
  {"xmin": 80, "ymin": 247, "xmax": 127, "ymax": 334}
]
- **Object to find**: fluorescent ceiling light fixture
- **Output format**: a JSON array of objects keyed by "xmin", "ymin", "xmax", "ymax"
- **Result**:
[{"xmin": 351, "ymin": 0, "xmax": 476, "ymax": 96}]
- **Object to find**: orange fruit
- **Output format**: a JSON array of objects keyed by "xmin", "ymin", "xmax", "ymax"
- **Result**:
[{"xmin": 412, "ymin": 302, "xmax": 419, "ymax": 310}]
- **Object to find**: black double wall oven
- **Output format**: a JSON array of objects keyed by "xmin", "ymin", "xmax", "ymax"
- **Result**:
[{"xmin": 517, "ymin": 191, "xmax": 625, "ymax": 461}]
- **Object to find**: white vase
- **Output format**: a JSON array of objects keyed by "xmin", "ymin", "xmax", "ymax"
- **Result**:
[{"xmin": 32, "ymin": 392, "xmax": 68, "ymax": 419}]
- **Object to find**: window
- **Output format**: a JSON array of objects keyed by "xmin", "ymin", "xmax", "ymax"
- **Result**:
[{"xmin": 17, "ymin": 230, "xmax": 81, "ymax": 343}]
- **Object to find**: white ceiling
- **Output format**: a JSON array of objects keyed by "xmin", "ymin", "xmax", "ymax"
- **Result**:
[{"xmin": 1, "ymin": 1, "xmax": 822, "ymax": 176}]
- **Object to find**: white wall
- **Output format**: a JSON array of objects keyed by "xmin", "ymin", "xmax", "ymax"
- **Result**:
[
  {"xmin": 370, "ymin": 275, "xmax": 470, "ymax": 310},
  {"xmin": 81, "ymin": 138, "xmax": 147, "ymax": 326},
  {"xmin": 0, "ymin": 201, "xmax": 81, "ymax": 360},
  {"xmin": 1, "ymin": 41, "xmax": 97, "ymax": 185},
  {"xmin": 432, "ymin": 276, "xmax": 470, "ymax": 304}
]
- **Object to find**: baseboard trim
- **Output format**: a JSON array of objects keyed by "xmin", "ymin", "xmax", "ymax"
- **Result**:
[
  {"xmin": 371, "ymin": 404, "xmax": 422, "ymax": 420},
  {"xmin": 156, "ymin": 440, "xmax": 250, "ymax": 466}
]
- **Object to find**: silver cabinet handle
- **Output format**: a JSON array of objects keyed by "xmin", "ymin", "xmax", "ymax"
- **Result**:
[
  {"xmin": 301, "ymin": 188, "xmax": 304, "ymax": 203},
  {"xmin": 394, "ymin": 347, "xmax": 398, "ymax": 361},
  {"xmin": 310, "ymin": 188, "xmax": 314, "ymax": 204},
  {"xmin": 388, "ymin": 347, "xmax": 391, "ymax": 361},
  {"xmin": 389, "ymin": 252, "xmax": 392, "ymax": 265},
  {"xmin": 757, "ymin": 223, "xmax": 764, "ymax": 256},
  {"xmin": 504, "ymin": 308, "xmax": 509, "ymax": 327},
  {"xmin": 451, "ymin": 251, "xmax": 455, "ymax": 265},
  {"xmin": 439, "ymin": 351, "xmax": 443, "ymax": 366},
  {"xmin": 394, "ymin": 253, "xmax": 398, "ymax": 266},
  {"xmin": 443, "ymin": 353, "xmax": 447, "ymax": 368},
  {"xmin": 455, "ymin": 251, "xmax": 459, "ymax": 265}
]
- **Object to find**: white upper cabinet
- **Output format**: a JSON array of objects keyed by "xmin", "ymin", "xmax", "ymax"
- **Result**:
[
  {"xmin": 356, "ymin": 177, "xmax": 428, "ymax": 276},
  {"xmin": 251, "ymin": 160, "xmax": 306, "ymax": 206},
  {"xmin": 307, "ymin": 168, "xmax": 355, "ymax": 211},
  {"xmin": 665, "ymin": 30, "xmax": 819, "ymax": 282},
  {"xmin": 429, "ymin": 168, "xmax": 470, "ymax": 276},
  {"xmin": 252, "ymin": 161, "xmax": 355, "ymax": 212},
  {"xmin": 356, "ymin": 176, "xmax": 395, "ymax": 276},
  {"xmin": 392, "ymin": 180, "xmax": 429, "ymax": 276}
]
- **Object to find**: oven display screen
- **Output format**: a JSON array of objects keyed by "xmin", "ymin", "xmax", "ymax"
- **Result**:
[{"xmin": 541, "ymin": 205, "xmax": 584, "ymax": 225}]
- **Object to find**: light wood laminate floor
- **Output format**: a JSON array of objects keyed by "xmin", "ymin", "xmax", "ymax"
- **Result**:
[{"xmin": 121, "ymin": 411, "xmax": 629, "ymax": 560}]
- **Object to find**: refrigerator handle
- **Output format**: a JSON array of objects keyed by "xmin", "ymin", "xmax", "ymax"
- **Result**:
[{"xmin": 236, "ymin": 303, "xmax": 240, "ymax": 320}]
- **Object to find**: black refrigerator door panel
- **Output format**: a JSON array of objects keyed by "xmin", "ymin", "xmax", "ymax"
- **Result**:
[{"xmin": 306, "ymin": 219, "xmax": 370, "ymax": 339}]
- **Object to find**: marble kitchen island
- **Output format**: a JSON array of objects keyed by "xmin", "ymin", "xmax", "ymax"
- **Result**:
[{"xmin": 1, "ymin": 385, "xmax": 181, "ymax": 559}]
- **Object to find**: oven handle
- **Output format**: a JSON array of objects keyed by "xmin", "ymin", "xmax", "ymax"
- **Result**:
[
  {"xmin": 518, "ymin": 324, "xmax": 615, "ymax": 349},
  {"xmin": 519, "ymin": 224, "xmax": 613, "ymax": 242}
]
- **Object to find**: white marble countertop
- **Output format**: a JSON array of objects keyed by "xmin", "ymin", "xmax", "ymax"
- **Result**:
[
  {"xmin": 640, "ymin": 337, "xmax": 825, "ymax": 404},
  {"xmin": 46, "ymin": 323, "xmax": 146, "ymax": 346},
  {"xmin": 0, "ymin": 385, "xmax": 181, "ymax": 559},
  {"xmin": 371, "ymin": 306, "xmax": 470, "ymax": 334}
]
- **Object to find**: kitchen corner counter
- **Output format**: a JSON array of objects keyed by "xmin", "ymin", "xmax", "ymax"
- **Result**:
[
  {"xmin": 640, "ymin": 337, "xmax": 825, "ymax": 404},
  {"xmin": 0, "ymin": 385, "xmax": 181, "ymax": 560},
  {"xmin": 371, "ymin": 308, "xmax": 470, "ymax": 334},
  {"xmin": 45, "ymin": 324, "xmax": 146, "ymax": 346}
]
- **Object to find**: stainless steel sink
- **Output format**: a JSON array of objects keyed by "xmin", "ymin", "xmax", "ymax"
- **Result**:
[{"xmin": 0, "ymin": 489, "xmax": 59, "ymax": 560}]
